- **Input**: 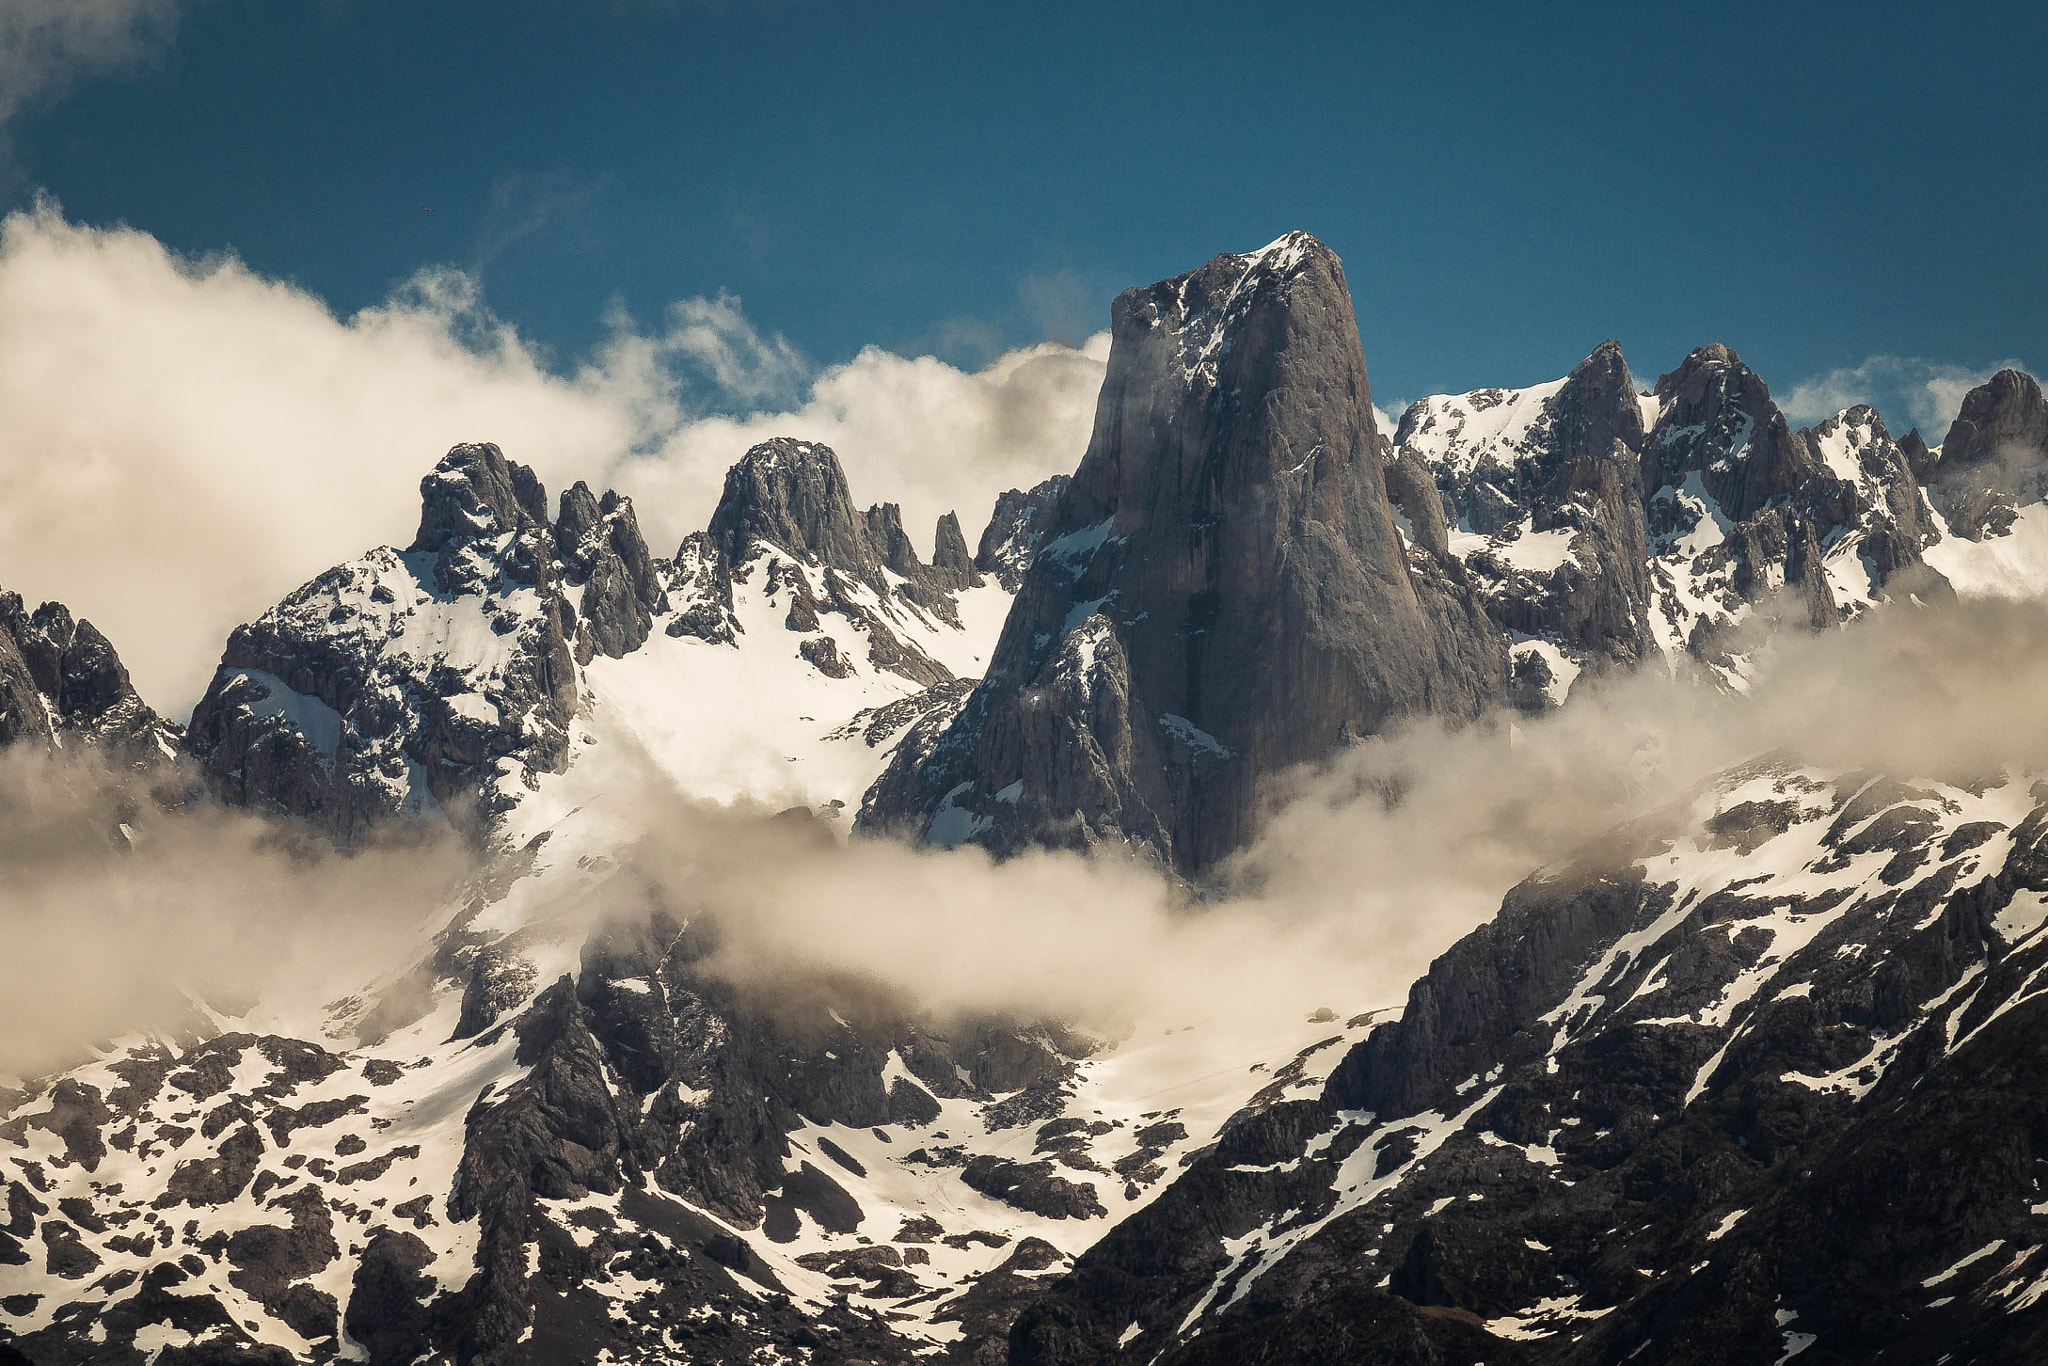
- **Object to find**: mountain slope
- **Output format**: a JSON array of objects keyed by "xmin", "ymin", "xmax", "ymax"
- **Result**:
[{"xmin": 1009, "ymin": 756, "xmax": 2048, "ymax": 1364}]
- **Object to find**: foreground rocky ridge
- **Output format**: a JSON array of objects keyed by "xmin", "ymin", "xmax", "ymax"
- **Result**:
[{"xmin": 1008, "ymin": 760, "xmax": 2048, "ymax": 1363}]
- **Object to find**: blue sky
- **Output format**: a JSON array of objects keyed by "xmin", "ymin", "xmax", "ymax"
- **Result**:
[{"xmin": 10, "ymin": 0, "xmax": 2043, "ymax": 427}]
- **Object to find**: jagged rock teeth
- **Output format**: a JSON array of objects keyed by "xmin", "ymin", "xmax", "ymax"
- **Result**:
[{"xmin": 0, "ymin": 590, "xmax": 178, "ymax": 761}]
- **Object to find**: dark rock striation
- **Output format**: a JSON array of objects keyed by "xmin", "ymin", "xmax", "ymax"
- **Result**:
[{"xmin": 860, "ymin": 232, "xmax": 1508, "ymax": 874}]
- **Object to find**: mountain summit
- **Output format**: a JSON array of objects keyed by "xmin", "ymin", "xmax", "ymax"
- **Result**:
[{"xmin": 860, "ymin": 232, "xmax": 1506, "ymax": 874}]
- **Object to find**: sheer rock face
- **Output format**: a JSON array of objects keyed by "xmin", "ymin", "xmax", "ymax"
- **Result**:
[
  {"xmin": 1927, "ymin": 367, "xmax": 2048, "ymax": 540},
  {"xmin": 0, "ymin": 592, "xmax": 177, "ymax": 761},
  {"xmin": 859, "ymin": 232, "xmax": 1507, "ymax": 874},
  {"xmin": 185, "ymin": 442, "xmax": 586, "ymax": 842}
]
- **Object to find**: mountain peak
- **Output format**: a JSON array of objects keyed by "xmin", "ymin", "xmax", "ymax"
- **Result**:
[
  {"xmin": 1928, "ymin": 366, "xmax": 2047, "ymax": 539},
  {"xmin": 860, "ymin": 234, "xmax": 1504, "ymax": 872},
  {"xmin": 705, "ymin": 437, "xmax": 874, "ymax": 577},
  {"xmin": 408, "ymin": 441, "xmax": 547, "ymax": 554}
]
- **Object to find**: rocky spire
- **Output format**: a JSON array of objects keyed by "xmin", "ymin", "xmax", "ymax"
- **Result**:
[
  {"xmin": 859, "ymin": 231, "xmax": 1507, "ymax": 874},
  {"xmin": 1645, "ymin": 343, "xmax": 1818, "ymax": 522},
  {"xmin": 1927, "ymin": 367, "xmax": 2048, "ymax": 540},
  {"xmin": 409, "ymin": 441, "xmax": 548, "ymax": 554},
  {"xmin": 927, "ymin": 511, "xmax": 980, "ymax": 591},
  {"xmin": 555, "ymin": 482, "xmax": 670, "ymax": 661},
  {"xmin": 706, "ymin": 438, "xmax": 878, "ymax": 586}
]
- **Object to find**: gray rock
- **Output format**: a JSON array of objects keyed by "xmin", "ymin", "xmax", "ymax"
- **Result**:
[
  {"xmin": 860, "ymin": 232, "xmax": 1507, "ymax": 874},
  {"xmin": 0, "ymin": 591, "xmax": 178, "ymax": 762},
  {"xmin": 185, "ymin": 443, "xmax": 585, "ymax": 842},
  {"xmin": 556, "ymin": 482, "xmax": 670, "ymax": 662}
]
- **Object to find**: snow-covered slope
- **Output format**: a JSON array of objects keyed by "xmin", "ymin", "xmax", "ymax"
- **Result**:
[{"xmin": 1009, "ymin": 756, "xmax": 2048, "ymax": 1363}]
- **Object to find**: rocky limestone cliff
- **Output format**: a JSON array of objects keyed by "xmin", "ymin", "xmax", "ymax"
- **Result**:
[
  {"xmin": 859, "ymin": 232, "xmax": 1508, "ymax": 874},
  {"xmin": 185, "ymin": 443, "xmax": 598, "ymax": 841}
]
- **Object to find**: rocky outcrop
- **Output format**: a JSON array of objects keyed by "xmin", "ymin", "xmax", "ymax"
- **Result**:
[
  {"xmin": 1925, "ymin": 367, "xmax": 2048, "ymax": 540},
  {"xmin": 0, "ymin": 592, "xmax": 177, "ymax": 762},
  {"xmin": 554, "ymin": 481, "xmax": 669, "ymax": 662},
  {"xmin": 694, "ymin": 437, "xmax": 969, "ymax": 684},
  {"xmin": 185, "ymin": 442, "xmax": 585, "ymax": 841},
  {"xmin": 1398, "ymin": 340, "xmax": 1658, "ymax": 680},
  {"xmin": 860, "ymin": 232, "xmax": 1508, "ymax": 874},
  {"xmin": 1397, "ymin": 343, "xmax": 1985, "ymax": 689},
  {"xmin": 1009, "ymin": 760, "xmax": 2048, "ymax": 1364}
]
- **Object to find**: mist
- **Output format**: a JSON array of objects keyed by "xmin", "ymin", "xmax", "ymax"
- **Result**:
[
  {"xmin": 0, "ymin": 748, "xmax": 471, "ymax": 1084},
  {"xmin": 538, "ymin": 594, "xmax": 2048, "ymax": 1049},
  {"xmin": 7, "ymin": 589, "xmax": 2046, "ymax": 1086}
]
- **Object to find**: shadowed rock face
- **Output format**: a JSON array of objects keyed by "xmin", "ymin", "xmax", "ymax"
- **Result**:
[
  {"xmin": 0, "ymin": 592, "xmax": 176, "ymax": 761},
  {"xmin": 860, "ymin": 232, "xmax": 1507, "ymax": 874},
  {"xmin": 1928, "ymin": 367, "xmax": 2048, "ymax": 540},
  {"xmin": 708, "ymin": 438, "xmax": 880, "ymax": 590}
]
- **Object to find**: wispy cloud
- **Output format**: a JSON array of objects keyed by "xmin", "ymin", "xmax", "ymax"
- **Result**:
[
  {"xmin": 472, "ymin": 169, "xmax": 614, "ymax": 272},
  {"xmin": 0, "ymin": 0, "xmax": 183, "ymax": 139},
  {"xmin": 1780, "ymin": 354, "xmax": 2032, "ymax": 439}
]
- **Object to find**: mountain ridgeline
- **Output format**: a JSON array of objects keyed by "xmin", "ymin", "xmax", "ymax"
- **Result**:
[{"xmin": 5, "ymin": 231, "xmax": 2048, "ymax": 1366}]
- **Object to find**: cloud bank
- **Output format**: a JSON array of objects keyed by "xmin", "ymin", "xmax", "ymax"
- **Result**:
[
  {"xmin": 0, "ymin": 204, "xmax": 1108, "ymax": 716},
  {"xmin": 6, "ymin": 591, "xmax": 2046, "ymax": 1082}
]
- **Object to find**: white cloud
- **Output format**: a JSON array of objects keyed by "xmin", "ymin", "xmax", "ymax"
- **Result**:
[
  {"xmin": 0, "ymin": 0, "xmax": 182, "ymax": 135},
  {"xmin": 0, "ymin": 204, "xmax": 1108, "ymax": 717},
  {"xmin": 1780, "ymin": 354, "xmax": 2032, "ymax": 440}
]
